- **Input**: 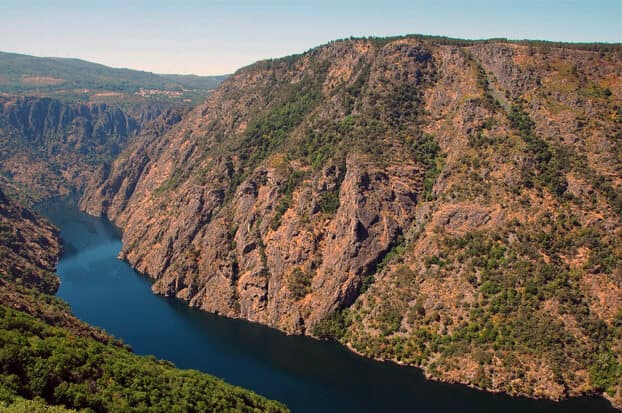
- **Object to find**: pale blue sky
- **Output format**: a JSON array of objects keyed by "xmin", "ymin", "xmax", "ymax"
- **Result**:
[{"xmin": 1, "ymin": 0, "xmax": 620, "ymax": 75}]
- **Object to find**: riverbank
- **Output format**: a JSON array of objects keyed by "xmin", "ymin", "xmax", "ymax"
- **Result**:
[{"xmin": 38, "ymin": 197, "xmax": 617, "ymax": 413}]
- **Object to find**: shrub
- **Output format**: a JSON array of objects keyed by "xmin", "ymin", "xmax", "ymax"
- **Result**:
[{"xmin": 287, "ymin": 267, "xmax": 312, "ymax": 300}]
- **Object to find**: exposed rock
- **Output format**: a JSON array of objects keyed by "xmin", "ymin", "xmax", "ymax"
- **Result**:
[
  {"xmin": 0, "ymin": 187, "xmax": 60, "ymax": 293},
  {"xmin": 80, "ymin": 37, "xmax": 622, "ymax": 408},
  {"xmin": 0, "ymin": 95, "xmax": 172, "ymax": 200}
]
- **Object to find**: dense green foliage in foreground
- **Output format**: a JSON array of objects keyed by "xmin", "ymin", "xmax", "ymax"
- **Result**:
[
  {"xmin": 0, "ymin": 397, "xmax": 76, "ymax": 412},
  {"xmin": 0, "ymin": 305, "xmax": 288, "ymax": 413}
]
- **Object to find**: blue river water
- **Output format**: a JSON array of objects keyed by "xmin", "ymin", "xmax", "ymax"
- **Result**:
[{"xmin": 37, "ymin": 198, "xmax": 616, "ymax": 413}]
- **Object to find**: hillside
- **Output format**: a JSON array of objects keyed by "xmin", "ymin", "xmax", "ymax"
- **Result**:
[
  {"xmin": 0, "ymin": 51, "xmax": 227, "ymax": 104},
  {"xmin": 0, "ymin": 187, "xmax": 289, "ymax": 412},
  {"xmin": 0, "ymin": 95, "xmax": 187, "ymax": 203},
  {"xmin": 81, "ymin": 36, "xmax": 622, "ymax": 407},
  {"xmin": 160, "ymin": 73, "xmax": 228, "ymax": 90}
]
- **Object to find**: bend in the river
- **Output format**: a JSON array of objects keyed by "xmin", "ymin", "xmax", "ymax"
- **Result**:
[{"xmin": 37, "ymin": 198, "xmax": 616, "ymax": 413}]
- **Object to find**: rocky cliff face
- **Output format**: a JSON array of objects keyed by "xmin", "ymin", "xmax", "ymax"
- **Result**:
[
  {"xmin": 0, "ymin": 188, "xmax": 60, "ymax": 293},
  {"xmin": 81, "ymin": 37, "xmax": 622, "ymax": 407},
  {"xmin": 0, "ymin": 96, "xmax": 171, "ymax": 200}
]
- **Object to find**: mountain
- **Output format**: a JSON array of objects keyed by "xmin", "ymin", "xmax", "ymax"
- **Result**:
[
  {"xmin": 0, "ymin": 108, "xmax": 289, "ymax": 411},
  {"xmin": 160, "ymin": 73, "xmax": 228, "ymax": 90},
  {"xmin": 80, "ymin": 36, "xmax": 622, "ymax": 407},
  {"xmin": 0, "ymin": 49, "xmax": 293, "ymax": 411},
  {"xmin": 0, "ymin": 63, "xmax": 287, "ymax": 411},
  {"xmin": 0, "ymin": 51, "xmax": 227, "ymax": 104}
]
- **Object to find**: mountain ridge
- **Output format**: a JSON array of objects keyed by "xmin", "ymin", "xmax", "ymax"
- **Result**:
[
  {"xmin": 0, "ymin": 94, "xmax": 186, "ymax": 203},
  {"xmin": 0, "ymin": 50, "xmax": 227, "ymax": 104}
]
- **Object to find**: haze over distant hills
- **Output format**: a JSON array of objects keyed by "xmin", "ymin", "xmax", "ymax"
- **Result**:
[{"xmin": 0, "ymin": 51, "xmax": 228, "ymax": 104}]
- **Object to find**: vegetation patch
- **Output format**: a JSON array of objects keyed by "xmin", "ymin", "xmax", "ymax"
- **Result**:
[
  {"xmin": 411, "ymin": 134, "xmax": 445, "ymax": 201},
  {"xmin": 0, "ymin": 305, "xmax": 289, "ymax": 413},
  {"xmin": 287, "ymin": 267, "xmax": 313, "ymax": 300},
  {"xmin": 312, "ymin": 309, "xmax": 350, "ymax": 341},
  {"xmin": 508, "ymin": 104, "xmax": 570, "ymax": 198}
]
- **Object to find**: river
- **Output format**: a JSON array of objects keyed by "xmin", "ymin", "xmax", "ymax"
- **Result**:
[{"xmin": 37, "ymin": 198, "xmax": 615, "ymax": 413}]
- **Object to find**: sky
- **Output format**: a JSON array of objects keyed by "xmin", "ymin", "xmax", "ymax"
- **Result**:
[{"xmin": 1, "ymin": 0, "xmax": 620, "ymax": 76}]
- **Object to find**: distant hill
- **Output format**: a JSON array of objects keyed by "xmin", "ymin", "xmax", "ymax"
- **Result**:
[
  {"xmin": 0, "ymin": 51, "xmax": 228, "ymax": 104},
  {"xmin": 160, "ymin": 73, "xmax": 227, "ymax": 90}
]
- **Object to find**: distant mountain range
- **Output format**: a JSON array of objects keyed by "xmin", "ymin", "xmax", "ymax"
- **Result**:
[{"xmin": 0, "ymin": 51, "xmax": 228, "ymax": 104}]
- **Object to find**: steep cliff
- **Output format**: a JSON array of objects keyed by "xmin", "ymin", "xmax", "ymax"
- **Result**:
[
  {"xmin": 0, "ymin": 96, "xmax": 176, "ymax": 201},
  {"xmin": 81, "ymin": 36, "xmax": 622, "ymax": 406},
  {"xmin": 0, "ymin": 187, "xmax": 60, "ymax": 294}
]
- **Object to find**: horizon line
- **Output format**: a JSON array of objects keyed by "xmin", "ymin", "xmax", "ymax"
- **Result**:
[{"xmin": 3, "ymin": 33, "xmax": 620, "ymax": 77}]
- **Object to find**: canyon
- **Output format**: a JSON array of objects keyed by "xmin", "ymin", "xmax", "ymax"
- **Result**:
[{"xmin": 1, "ymin": 36, "xmax": 621, "ymax": 410}]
